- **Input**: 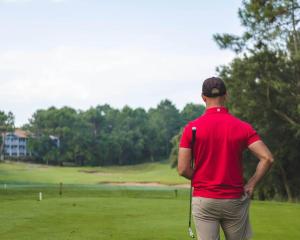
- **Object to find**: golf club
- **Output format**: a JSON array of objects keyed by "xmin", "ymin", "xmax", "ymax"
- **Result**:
[{"xmin": 188, "ymin": 126, "xmax": 197, "ymax": 238}]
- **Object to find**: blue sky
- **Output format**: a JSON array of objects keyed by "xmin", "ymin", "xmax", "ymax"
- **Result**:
[{"xmin": 0, "ymin": 0, "xmax": 243, "ymax": 126}]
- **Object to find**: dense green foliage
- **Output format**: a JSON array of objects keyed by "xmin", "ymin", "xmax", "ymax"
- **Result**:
[
  {"xmin": 21, "ymin": 100, "xmax": 204, "ymax": 166},
  {"xmin": 214, "ymin": 0, "xmax": 300, "ymax": 53},
  {"xmin": 0, "ymin": 111, "xmax": 14, "ymax": 133},
  {"xmin": 0, "ymin": 111, "xmax": 15, "ymax": 159},
  {"xmin": 214, "ymin": 0, "xmax": 300, "ymax": 201}
]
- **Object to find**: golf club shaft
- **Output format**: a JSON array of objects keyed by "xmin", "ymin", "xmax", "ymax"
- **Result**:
[
  {"xmin": 188, "ymin": 181, "xmax": 193, "ymax": 227},
  {"xmin": 188, "ymin": 127, "xmax": 197, "ymax": 237}
]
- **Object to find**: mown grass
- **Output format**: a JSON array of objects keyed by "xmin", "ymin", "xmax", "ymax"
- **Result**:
[
  {"xmin": 0, "ymin": 161, "xmax": 300, "ymax": 239},
  {"xmin": 0, "ymin": 186, "xmax": 300, "ymax": 240},
  {"xmin": 0, "ymin": 161, "xmax": 187, "ymax": 185}
]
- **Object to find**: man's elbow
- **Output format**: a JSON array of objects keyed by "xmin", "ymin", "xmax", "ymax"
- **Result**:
[
  {"xmin": 263, "ymin": 154, "xmax": 274, "ymax": 166},
  {"xmin": 177, "ymin": 148, "xmax": 193, "ymax": 178},
  {"xmin": 177, "ymin": 165, "xmax": 193, "ymax": 180},
  {"xmin": 268, "ymin": 155, "xmax": 274, "ymax": 165},
  {"xmin": 177, "ymin": 165, "xmax": 186, "ymax": 176},
  {"xmin": 177, "ymin": 161, "xmax": 190, "ymax": 177}
]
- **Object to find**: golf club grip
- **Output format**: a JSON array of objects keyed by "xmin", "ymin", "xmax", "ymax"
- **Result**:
[{"xmin": 191, "ymin": 127, "xmax": 196, "ymax": 169}]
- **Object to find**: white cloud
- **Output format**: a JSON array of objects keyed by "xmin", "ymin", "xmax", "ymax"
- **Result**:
[{"xmin": 0, "ymin": 46, "xmax": 234, "ymax": 125}]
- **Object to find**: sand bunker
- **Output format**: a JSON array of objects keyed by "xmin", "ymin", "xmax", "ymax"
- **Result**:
[{"xmin": 103, "ymin": 182, "xmax": 189, "ymax": 188}]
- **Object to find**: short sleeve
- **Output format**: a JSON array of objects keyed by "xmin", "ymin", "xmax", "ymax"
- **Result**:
[
  {"xmin": 179, "ymin": 124, "xmax": 192, "ymax": 148},
  {"xmin": 246, "ymin": 124, "xmax": 260, "ymax": 146}
]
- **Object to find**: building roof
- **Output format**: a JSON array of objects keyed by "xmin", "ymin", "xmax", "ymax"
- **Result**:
[
  {"xmin": 15, "ymin": 129, "xmax": 29, "ymax": 138},
  {"xmin": 4, "ymin": 129, "xmax": 30, "ymax": 138}
]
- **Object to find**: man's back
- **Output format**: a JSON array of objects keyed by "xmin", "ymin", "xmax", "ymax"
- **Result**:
[
  {"xmin": 177, "ymin": 77, "xmax": 273, "ymax": 240},
  {"xmin": 180, "ymin": 106, "xmax": 260, "ymax": 198}
]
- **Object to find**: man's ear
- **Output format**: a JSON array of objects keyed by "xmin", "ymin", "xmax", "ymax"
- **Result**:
[{"xmin": 202, "ymin": 94, "xmax": 206, "ymax": 102}]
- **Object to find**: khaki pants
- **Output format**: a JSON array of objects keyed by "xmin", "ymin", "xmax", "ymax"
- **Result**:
[{"xmin": 192, "ymin": 194, "xmax": 252, "ymax": 240}]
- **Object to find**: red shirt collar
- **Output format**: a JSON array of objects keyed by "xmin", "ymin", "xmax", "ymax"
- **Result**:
[{"xmin": 205, "ymin": 106, "xmax": 228, "ymax": 114}]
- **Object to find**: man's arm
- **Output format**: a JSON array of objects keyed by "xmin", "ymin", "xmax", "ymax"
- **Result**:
[
  {"xmin": 245, "ymin": 140, "xmax": 274, "ymax": 197},
  {"xmin": 177, "ymin": 147, "xmax": 194, "ymax": 180}
]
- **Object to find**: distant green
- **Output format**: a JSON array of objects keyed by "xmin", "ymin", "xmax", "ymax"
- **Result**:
[{"xmin": 0, "ymin": 161, "xmax": 188, "ymax": 185}]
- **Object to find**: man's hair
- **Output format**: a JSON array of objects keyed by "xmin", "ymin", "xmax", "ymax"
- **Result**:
[{"xmin": 202, "ymin": 77, "xmax": 226, "ymax": 98}]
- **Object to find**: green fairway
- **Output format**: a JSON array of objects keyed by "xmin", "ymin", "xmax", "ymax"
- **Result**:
[
  {"xmin": 0, "ymin": 187, "xmax": 189, "ymax": 240},
  {"xmin": 0, "ymin": 161, "xmax": 188, "ymax": 185},
  {"xmin": 0, "ymin": 186, "xmax": 300, "ymax": 240},
  {"xmin": 0, "ymin": 161, "xmax": 300, "ymax": 239}
]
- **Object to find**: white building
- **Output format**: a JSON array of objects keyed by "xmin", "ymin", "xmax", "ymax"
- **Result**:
[{"xmin": 3, "ymin": 129, "xmax": 30, "ymax": 157}]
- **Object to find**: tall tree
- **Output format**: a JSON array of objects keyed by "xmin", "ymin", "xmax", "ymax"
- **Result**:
[
  {"xmin": 148, "ymin": 100, "xmax": 182, "ymax": 160},
  {"xmin": 214, "ymin": 0, "xmax": 300, "ymax": 54},
  {"xmin": 181, "ymin": 103, "xmax": 205, "ymax": 125},
  {"xmin": 214, "ymin": 0, "xmax": 300, "ymax": 201},
  {"xmin": 0, "ymin": 111, "xmax": 15, "ymax": 160},
  {"xmin": 28, "ymin": 107, "xmax": 84, "ymax": 165}
]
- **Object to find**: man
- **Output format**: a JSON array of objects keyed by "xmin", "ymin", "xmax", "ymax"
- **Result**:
[{"xmin": 178, "ymin": 77, "xmax": 274, "ymax": 240}]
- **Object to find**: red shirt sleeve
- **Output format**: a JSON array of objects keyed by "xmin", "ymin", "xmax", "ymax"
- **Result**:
[
  {"xmin": 246, "ymin": 124, "xmax": 261, "ymax": 146},
  {"xmin": 179, "ymin": 124, "xmax": 192, "ymax": 148}
]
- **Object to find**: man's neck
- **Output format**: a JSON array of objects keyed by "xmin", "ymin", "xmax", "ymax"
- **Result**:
[{"xmin": 206, "ymin": 103, "xmax": 224, "ymax": 109}]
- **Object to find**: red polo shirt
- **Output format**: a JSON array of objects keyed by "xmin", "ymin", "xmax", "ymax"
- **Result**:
[{"xmin": 179, "ymin": 107, "xmax": 260, "ymax": 199}]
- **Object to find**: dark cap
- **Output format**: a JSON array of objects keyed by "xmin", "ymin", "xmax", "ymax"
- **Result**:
[{"xmin": 202, "ymin": 77, "xmax": 226, "ymax": 97}]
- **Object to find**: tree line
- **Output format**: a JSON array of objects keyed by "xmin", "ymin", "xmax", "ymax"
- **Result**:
[{"xmin": 0, "ymin": 101, "xmax": 204, "ymax": 166}]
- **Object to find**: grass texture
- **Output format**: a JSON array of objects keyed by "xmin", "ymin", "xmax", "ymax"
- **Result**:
[
  {"xmin": 0, "ymin": 161, "xmax": 299, "ymax": 239},
  {"xmin": 0, "ymin": 161, "xmax": 187, "ymax": 185}
]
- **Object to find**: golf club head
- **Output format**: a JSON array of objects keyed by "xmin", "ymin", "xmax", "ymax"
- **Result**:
[{"xmin": 188, "ymin": 227, "xmax": 195, "ymax": 238}]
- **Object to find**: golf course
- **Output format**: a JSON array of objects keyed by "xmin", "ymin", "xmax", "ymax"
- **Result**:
[{"xmin": 0, "ymin": 161, "xmax": 299, "ymax": 240}]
